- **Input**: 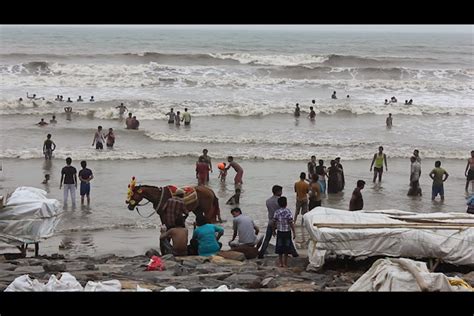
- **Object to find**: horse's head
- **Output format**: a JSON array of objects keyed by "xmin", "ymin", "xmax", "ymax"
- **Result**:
[{"xmin": 126, "ymin": 185, "xmax": 145, "ymax": 210}]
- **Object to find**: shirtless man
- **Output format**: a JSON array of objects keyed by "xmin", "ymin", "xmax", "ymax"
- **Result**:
[
  {"xmin": 465, "ymin": 150, "xmax": 474, "ymax": 192},
  {"xmin": 37, "ymin": 118, "xmax": 48, "ymax": 126},
  {"xmin": 160, "ymin": 208, "xmax": 188, "ymax": 256},
  {"xmin": 43, "ymin": 134, "xmax": 56, "ymax": 160},
  {"xmin": 294, "ymin": 103, "xmax": 300, "ymax": 117},
  {"xmin": 64, "ymin": 106, "xmax": 73, "ymax": 121},
  {"xmin": 92, "ymin": 126, "xmax": 105, "ymax": 150},
  {"xmin": 226, "ymin": 156, "xmax": 243, "ymax": 187},
  {"xmin": 116, "ymin": 103, "xmax": 128, "ymax": 116},
  {"xmin": 125, "ymin": 112, "xmax": 133, "ymax": 128}
]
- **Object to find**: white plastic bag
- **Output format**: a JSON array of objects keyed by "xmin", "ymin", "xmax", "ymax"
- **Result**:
[
  {"xmin": 84, "ymin": 279, "xmax": 121, "ymax": 292},
  {"xmin": 4, "ymin": 274, "xmax": 45, "ymax": 292},
  {"xmin": 44, "ymin": 272, "xmax": 83, "ymax": 291}
]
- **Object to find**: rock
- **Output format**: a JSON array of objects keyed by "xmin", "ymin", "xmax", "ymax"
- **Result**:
[
  {"xmin": 216, "ymin": 251, "xmax": 246, "ymax": 261},
  {"xmin": 95, "ymin": 254, "xmax": 117, "ymax": 264},
  {"xmin": 43, "ymin": 263, "xmax": 67, "ymax": 273},
  {"xmin": 273, "ymin": 282, "xmax": 321, "ymax": 292},
  {"xmin": 145, "ymin": 249, "xmax": 161, "ymax": 258},
  {"xmin": 50, "ymin": 254, "xmax": 65, "ymax": 260},
  {"xmin": 85, "ymin": 264, "xmax": 96, "ymax": 270},
  {"xmin": 195, "ymin": 263, "xmax": 219, "ymax": 274},
  {"xmin": 161, "ymin": 254, "xmax": 175, "ymax": 261},
  {"xmin": 261, "ymin": 277, "xmax": 278, "ymax": 288},
  {"xmin": 227, "ymin": 246, "xmax": 259, "ymax": 259},
  {"xmin": 224, "ymin": 273, "xmax": 261, "ymax": 287},
  {"xmin": 0, "ymin": 263, "xmax": 18, "ymax": 271},
  {"xmin": 14, "ymin": 265, "xmax": 45, "ymax": 274},
  {"xmin": 210, "ymin": 256, "xmax": 245, "ymax": 266},
  {"xmin": 162, "ymin": 260, "xmax": 179, "ymax": 270}
]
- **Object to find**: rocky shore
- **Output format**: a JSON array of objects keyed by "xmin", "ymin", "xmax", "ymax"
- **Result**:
[{"xmin": 2, "ymin": 247, "xmax": 473, "ymax": 292}]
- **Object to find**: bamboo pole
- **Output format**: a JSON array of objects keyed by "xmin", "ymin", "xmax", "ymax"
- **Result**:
[{"xmin": 312, "ymin": 222, "xmax": 474, "ymax": 229}]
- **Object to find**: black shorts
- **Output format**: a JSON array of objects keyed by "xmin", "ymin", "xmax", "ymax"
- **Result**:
[
  {"xmin": 96, "ymin": 142, "xmax": 103, "ymax": 149},
  {"xmin": 467, "ymin": 169, "xmax": 474, "ymax": 181},
  {"xmin": 275, "ymin": 231, "xmax": 293, "ymax": 254},
  {"xmin": 374, "ymin": 167, "xmax": 383, "ymax": 174}
]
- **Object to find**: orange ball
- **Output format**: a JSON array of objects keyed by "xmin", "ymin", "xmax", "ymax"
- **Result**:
[{"xmin": 217, "ymin": 163, "xmax": 225, "ymax": 170}]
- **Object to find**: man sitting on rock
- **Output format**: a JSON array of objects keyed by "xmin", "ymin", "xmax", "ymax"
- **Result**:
[
  {"xmin": 228, "ymin": 207, "xmax": 263, "ymax": 249},
  {"xmin": 160, "ymin": 216, "xmax": 189, "ymax": 257}
]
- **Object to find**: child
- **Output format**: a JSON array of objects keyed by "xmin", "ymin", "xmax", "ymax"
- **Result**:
[
  {"xmin": 42, "ymin": 174, "xmax": 50, "ymax": 184},
  {"xmin": 272, "ymin": 196, "xmax": 296, "ymax": 268},
  {"xmin": 226, "ymin": 188, "xmax": 240, "ymax": 205},
  {"xmin": 218, "ymin": 163, "xmax": 227, "ymax": 182}
]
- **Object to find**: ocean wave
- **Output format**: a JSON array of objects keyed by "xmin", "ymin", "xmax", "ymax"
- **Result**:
[
  {"xmin": 0, "ymin": 98, "xmax": 473, "ymax": 117},
  {"xmin": 0, "ymin": 147, "xmax": 468, "ymax": 161},
  {"xmin": 0, "ymin": 52, "xmax": 454, "ymax": 68}
]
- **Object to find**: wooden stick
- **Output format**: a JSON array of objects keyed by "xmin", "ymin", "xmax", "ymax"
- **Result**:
[{"xmin": 312, "ymin": 222, "xmax": 473, "ymax": 229}]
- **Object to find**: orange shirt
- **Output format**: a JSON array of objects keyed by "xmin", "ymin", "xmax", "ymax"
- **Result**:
[{"xmin": 294, "ymin": 180, "xmax": 309, "ymax": 201}]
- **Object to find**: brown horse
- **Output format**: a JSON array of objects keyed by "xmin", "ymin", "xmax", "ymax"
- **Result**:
[{"xmin": 126, "ymin": 184, "xmax": 221, "ymax": 224}]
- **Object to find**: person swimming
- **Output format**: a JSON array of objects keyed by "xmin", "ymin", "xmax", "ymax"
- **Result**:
[{"xmin": 331, "ymin": 91, "xmax": 337, "ymax": 99}]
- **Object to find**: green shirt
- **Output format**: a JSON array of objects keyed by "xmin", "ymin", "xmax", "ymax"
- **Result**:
[{"xmin": 431, "ymin": 167, "xmax": 447, "ymax": 186}]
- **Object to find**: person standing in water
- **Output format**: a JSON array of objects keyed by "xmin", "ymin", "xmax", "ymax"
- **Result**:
[
  {"xmin": 92, "ymin": 126, "xmax": 105, "ymax": 150},
  {"xmin": 166, "ymin": 108, "xmax": 176, "ymax": 124},
  {"xmin": 464, "ymin": 150, "xmax": 474, "ymax": 192},
  {"xmin": 349, "ymin": 180, "xmax": 365, "ymax": 211},
  {"xmin": 105, "ymin": 128, "xmax": 115, "ymax": 148},
  {"xmin": 43, "ymin": 134, "xmax": 56, "ymax": 160},
  {"xmin": 386, "ymin": 113, "xmax": 393, "ymax": 128},
  {"xmin": 116, "ymin": 103, "xmax": 128, "ymax": 117},
  {"xmin": 78, "ymin": 160, "xmax": 94, "ymax": 207},
  {"xmin": 60, "ymin": 157, "xmax": 77, "ymax": 208},
  {"xmin": 294, "ymin": 103, "xmax": 300, "ymax": 117},
  {"xmin": 370, "ymin": 146, "xmax": 388, "ymax": 183},
  {"xmin": 430, "ymin": 161, "xmax": 449, "ymax": 201},
  {"xmin": 225, "ymin": 156, "xmax": 243, "ymax": 187},
  {"xmin": 181, "ymin": 108, "xmax": 191, "ymax": 126}
]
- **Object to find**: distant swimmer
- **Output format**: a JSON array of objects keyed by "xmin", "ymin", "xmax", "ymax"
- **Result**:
[
  {"xmin": 308, "ymin": 106, "xmax": 316, "ymax": 120},
  {"xmin": 181, "ymin": 108, "xmax": 191, "ymax": 126},
  {"xmin": 132, "ymin": 116, "xmax": 139, "ymax": 129},
  {"xmin": 92, "ymin": 126, "xmax": 105, "ymax": 150},
  {"xmin": 390, "ymin": 96, "xmax": 397, "ymax": 103},
  {"xmin": 90, "ymin": 96, "xmax": 95, "ymax": 102},
  {"xmin": 27, "ymin": 92, "xmax": 44, "ymax": 100},
  {"xmin": 408, "ymin": 99, "xmax": 413, "ymax": 105},
  {"xmin": 43, "ymin": 134, "xmax": 56, "ymax": 160},
  {"xmin": 175, "ymin": 111, "xmax": 181, "ymax": 126},
  {"xmin": 77, "ymin": 96, "xmax": 83, "ymax": 102},
  {"xmin": 125, "ymin": 112, "xmax": 133, "ymax": 129},
  {"xmin": 60, "ymin": 95, "xmax": 64, "ymax": 102},
  {"xmin": 346, "ymin": 95, "xmax": 350, "ymax": 99},
  {"xmin": 331, "ymin": 91, "xmax": 337, "ymax": 99},
  {"xmin": 37, "ymin": 118, "xmax": 48, "ymax": 126},
  {"xmin": 18, "ymin": 98, "xmax": 23, "ymax": 102},
  {"xmin": 384, "ymin": 99, "xmax": 391, "ymax": 105},
  {"xmin": 370, "ymin": 146, "xmax": 388, "ymax": 183},
  {"xmin": 55, "ymin": 95, "xmax": 61, "ymax": 101},
  {"xmin": 67, "ymin": 97, "xmax": 73, "ymax": 103},
  {"xmin": 64, "ymin": 106, "xmax": 72, "ymax": 120},
  {"xmin": 105, "ymin": 128, "xmax": 115, "ymax": 148},
  {"xmin": 116, "ymin": 103, "xmax": 128, "ymax": 116},
  {"xmin": 386, "ymin": 113, "xmax": 393, "ymax": 128},
  {"xmin": 405, "ymin": 100, "xmax": 408, "ymax": 105},
  {"xmin": 294, "ymin": 103, "xmax": 300, "ymax": 117},
  {"xmin": 166, "ymin": 108, "xmax": 176, "ymax": 124},
  {"xmin": 50, "ymin": 115, "xmax": 57, "ymax": 124}
]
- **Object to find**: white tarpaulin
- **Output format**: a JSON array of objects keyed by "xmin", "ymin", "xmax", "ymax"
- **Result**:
[
  {"xmin": 303, "ymin": 207, "xmax": 474, "ymax": 270},
  {"xmin": 0, "ymin": 187, "xmax": 62, "ymax": 245},
  {"xmin": 349, "ymin": 258, "xmax": 472, "ymax": 292}
]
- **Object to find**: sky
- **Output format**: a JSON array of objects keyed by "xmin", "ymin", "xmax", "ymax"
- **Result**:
[{"xmin": 2, "ymin": 25, "xmax": 473, "ymax": 33}]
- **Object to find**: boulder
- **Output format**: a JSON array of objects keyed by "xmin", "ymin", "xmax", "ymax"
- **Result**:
[
  {"xmin": 216, "ymin": 251, "xmax": 246, "ymax": 261},
  {"xmin": 228, "ymin": 245, "xmax": 259, "ymax": 259}
]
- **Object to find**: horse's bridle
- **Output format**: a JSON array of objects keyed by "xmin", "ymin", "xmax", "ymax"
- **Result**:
[{"xmin": 128, "ymin": 185, "xmax": 166, "ymax": 218}]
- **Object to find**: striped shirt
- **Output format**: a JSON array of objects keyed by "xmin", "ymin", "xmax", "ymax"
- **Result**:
[{"xmin": 162, "ymin": 197, "xmax": 188, "ymax": 228}]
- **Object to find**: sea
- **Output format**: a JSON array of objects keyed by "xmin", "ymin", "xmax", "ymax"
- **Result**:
[{"xmin": 0, "ymin": 25, "xmax": 472, "ymax": 257}]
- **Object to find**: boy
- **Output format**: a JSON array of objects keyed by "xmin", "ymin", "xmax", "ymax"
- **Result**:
[
  {"xmin": 78, "ymin": 160, "xmax": 94, "ymax": 206},
  {"xmin": 272, "ymin": 196, "xmax": 296, "ymax": 268},
  {"xmin": 429, "ymin": 161, "xmax": 449, "ymax": 201}
]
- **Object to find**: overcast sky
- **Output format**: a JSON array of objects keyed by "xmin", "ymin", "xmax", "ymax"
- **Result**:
[{"xmin": 4, "ymin": 25, "xmax": 473, "ymax": 33}]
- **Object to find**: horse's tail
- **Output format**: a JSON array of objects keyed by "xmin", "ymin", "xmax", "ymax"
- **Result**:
[{"xmin": 212, "ymin": 192, "xmax": 220, "ymax": 222}]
